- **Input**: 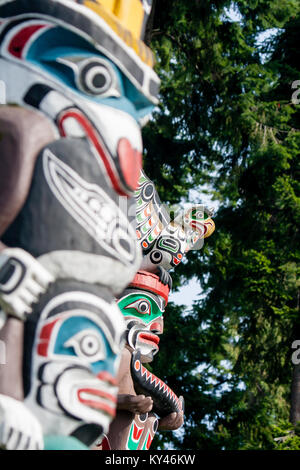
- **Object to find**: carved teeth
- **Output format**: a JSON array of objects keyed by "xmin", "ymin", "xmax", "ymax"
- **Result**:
[{"xmin": 139, "ymin": 363, "xmax": 180, "ymax": 407}]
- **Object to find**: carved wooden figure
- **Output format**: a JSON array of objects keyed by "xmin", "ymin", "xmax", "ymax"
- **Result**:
[
  {"xmin": 135, "ymin": 171, "xmax": 216, "ymax": 272},
  {"xmin": 100, "ymin": 170, "xmax": 216, "ymax": 450},
  {"xmin": 0, "ymin": 0, "xmax": 159, "ymax": 450},
  {"xmin": 101, "ymin": 270, "xmax": 184, "ymax": 450}
]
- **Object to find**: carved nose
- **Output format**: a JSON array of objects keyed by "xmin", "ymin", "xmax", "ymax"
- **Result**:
[
  {"xmin": 150, "ymin": 322, "xmax": 163, "ymax": 334},
  {"xmin": 117, "ymin": 138, "xmax": 142, "ymax": 192}
]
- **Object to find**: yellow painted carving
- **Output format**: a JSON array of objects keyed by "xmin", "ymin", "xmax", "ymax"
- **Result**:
[
  {"xmin": 97, "ymin": 0, "xmax": 116, "ymax": 11},
  {"xmin": 114, "ymin": 0, "xmax": 144, "ymax": 39},
  {"xmin": 204, "ymin": 219, "xmax": 216, "ymax": 238},
  {"xmin": 83, "ymin": 0, "xmax": 154, "ymax": 67}
]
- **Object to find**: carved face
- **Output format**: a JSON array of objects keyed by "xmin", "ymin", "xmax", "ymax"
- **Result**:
[
  {"xmin": 0, "ymin": 8, "xmax": 159, "ymax": 196},
  {"xmin": 135, "ymin": 172, "xmax": 216, "ymax": 271},
  {"xmin": 24, "ymin": 288, "xmax": 126, "ymax": 446},
  {"xmin": 118, "ymin": 288, "xmax": 165, "ymax": 363}
]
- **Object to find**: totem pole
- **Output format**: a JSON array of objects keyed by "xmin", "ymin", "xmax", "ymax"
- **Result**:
[
  {"xmin": 0, "ymin": 0, "xmax": 160, "ymax": 450},
  {"xmin": 135, "ymin": 171, "xmax": 215, "ymax": 274},
  {"xmin": 100, "ymin": 172, "xmax": 215, "ymax": 450},
  {"xmin": 98, "ymin": 270, "xmax": 183, "ymax": 450}
]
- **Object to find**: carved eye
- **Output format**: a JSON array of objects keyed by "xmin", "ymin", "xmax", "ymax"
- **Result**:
[
  {"xmin": 137, "ymin": 300, "xmax": 151, "ymax": 314},
  {"xmin": 124, "ymin": 299, "xmax": 151, "ymax": 315},
  {"xmin": 57, "ymin": 56, "xmax": 121, "ymax": 97},
  {"xmin": 60, "ymin": 57, "xmax": 120, "ymax": 97},
  {"xmin": 64, "ymin": 329, "xmax": 106, "ymax": 362},
  {"xmin": 150, "ymin": 250, "xmax": 162, "ymax": 264},
  {"xmin": 195, "ymin": 210, "xmax": 204, "ymax": 219},
  {"xmin": 139, "ymin": 413, "xmax": 148, "ymax": 423},
  {"xmin": 142, "ymin": 182, "xmax": 154, "ymax": 201},
  {"xmin": 153, "ymin": 419, "xmax": 158, "ymax": 433},
  {"xmin": 78, "ymin": 60, "xmax": 113, "ymax": 95}
]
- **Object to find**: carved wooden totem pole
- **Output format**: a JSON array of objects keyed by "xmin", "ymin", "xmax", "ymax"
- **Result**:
[
  {"xmin": 100, "ymin": 172, "xmax": 215, "ymax": 450},
  {"xmin": 0, "ymin": 0, "xmax": 160, "ymax": 450},
  {"xmin": 101, "ymin": 270, "xmax": 183, "ymax": 450}
]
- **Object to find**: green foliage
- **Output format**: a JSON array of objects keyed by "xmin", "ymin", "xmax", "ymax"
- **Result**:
[
  {"xmin": 144, "ymin": 1, "xmax": 300, "ymax": 450},
  {"xmin": 271, "ymin": 420, "xmax": 300, "ymax": 450}
]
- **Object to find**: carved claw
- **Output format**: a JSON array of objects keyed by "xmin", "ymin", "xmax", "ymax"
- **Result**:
[
  {"xmin": 0, "ymin": 248, "xmax": 55, "ymax": 321},
  {"xmin": 0, "ymin": 394, "xmax": 44, "ymax": 450},
  {"xmin": 117, "ymin": 394, "xmax": 153, "ymax": 414}
]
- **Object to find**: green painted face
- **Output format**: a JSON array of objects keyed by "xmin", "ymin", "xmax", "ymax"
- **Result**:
[
  {"xmin": 117, "ymin": 288, "xmax": 166, "ymax": 362},
  {"xmin": 118, "ymin": 291, "xmax": 165, "ymax": 325}
]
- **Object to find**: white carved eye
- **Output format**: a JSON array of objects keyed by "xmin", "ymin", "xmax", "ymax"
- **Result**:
[
  {"xmin": 137, "ymin": 300, "xmax": 151, "ymax": 314},
  {"xmin": 64, "ymin": 329, "xmax": 106, "ymax": 362},
  {"xmin": 195, "ymin": 210, "xmax": 204, "ymax": 219},
  {"xmin": 125, "ymin": 299, "xmax": 151, "ymax": 315},
  {"xmin": 77, "ymin": 58, "xmax": 120, "ymax": 97},
  {"xmin": 57, "ymin": 56, "xmax": 121, "ymax": 98}
]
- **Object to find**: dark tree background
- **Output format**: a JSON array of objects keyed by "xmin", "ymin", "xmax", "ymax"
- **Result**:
[{"xmin": 142, "ymin": 1, "xmax": 300, "ymax": 450}]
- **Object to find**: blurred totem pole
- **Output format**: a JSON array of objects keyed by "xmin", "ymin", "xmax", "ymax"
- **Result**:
[{"xmin": 0, "ymin": 0, "xmax": 160, "ymax": 450}]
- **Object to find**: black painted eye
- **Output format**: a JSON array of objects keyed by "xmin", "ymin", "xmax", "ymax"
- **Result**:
[
  {"xmin": 78, "ymin": 59, "xmax": 114, "ymax": 96},
  {"xmin": 150, "ymin": 250, "xmax": 162, "ymax": 264},
  {"xmin": 139, "ymin": 413, "xmax": 148, "ymax": 423},
  {"xmin": 138, "ymin": 300, "xmax": 150, "ymax": 314},
  {"xmin": 142, "ymin": 182, "xmax": 154, "ymax": 201}
]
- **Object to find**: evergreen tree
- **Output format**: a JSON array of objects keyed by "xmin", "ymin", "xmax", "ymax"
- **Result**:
[{"xmin": 143, "ymin": 1, "xmax": 300, "ymax": 450}]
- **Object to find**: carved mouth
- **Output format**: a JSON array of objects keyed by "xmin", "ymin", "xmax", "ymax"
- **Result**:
[
  {"xmin": 190, "ymin": 218, "xmax": 215, "ymax": 239},
  {"xmin": 137, "ymin": 332, "xmax": 160, "ymax": 349},
  {"xmin": 77, "ymin": 371, "xmax": 118, "ymax": 418},
  {"xmin": 131, "ymin": 350, "xmax": 182, "ymax": 417},
  {"xmin": 77, "ymin": 387, "xmax": 117, "ymax": 418},
  {"xmin": 190, "ymin": 220, "xmax": 206, "ymax": 235}
]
